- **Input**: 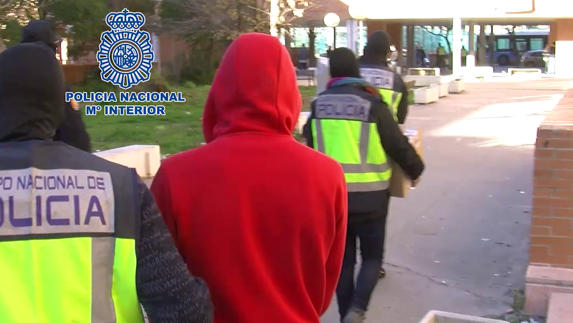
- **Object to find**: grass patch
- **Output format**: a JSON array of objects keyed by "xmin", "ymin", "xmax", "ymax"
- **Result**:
[
  {"xmin": 483, "ymin": 289, "xmax": 545, "ymax": 323},
  {"xmin": 85, "ymin": 85, "xmax": 316, "ymax": 155}
]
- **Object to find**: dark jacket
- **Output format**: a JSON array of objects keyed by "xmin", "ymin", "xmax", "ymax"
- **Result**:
[
  {"xmin": 20, "ymin": 20, "xmax": 91, "ymax": 152},
  {"xmin": 359, "ymin": 56, "xmax": 410, "ymax": 124},
  {"xmin": 52, "ymin": 83, "xmax": 92, "ymax": 152},
  {"xmin": 303, "ymin": 79, "xmax": 424, "ymax": 215},
  {"xmin": 0, "ymin": 42, "xmax": 213, "ymax": 323}
]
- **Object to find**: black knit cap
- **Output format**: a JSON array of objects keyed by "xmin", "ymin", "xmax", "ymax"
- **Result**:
[
  {"xmin": 329, "ymin": 47, "xmax": 361, "ymax": 78},
  {"xmin": 364, "ymin": 30, "xmax": 391, "ymax": 57}
]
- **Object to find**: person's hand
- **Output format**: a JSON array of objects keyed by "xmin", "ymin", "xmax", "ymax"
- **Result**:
[{"xmin": 411, "ymin": 177, "xmax": 421, "ymax": 188}]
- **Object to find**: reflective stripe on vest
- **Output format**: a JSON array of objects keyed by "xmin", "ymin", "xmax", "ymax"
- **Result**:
[
  {"xmin": 311, "ymin": 94, "xmax": 391, "ymax": 192},
  {"xmin": 360, "ymin": 67, "xmax": 401, "ymax": 122},
  {"xmin": 378, "ymin": 89, "xmax": 401, "ymax": 122},
  {"xmin": 0, "ymin": 142, "xmax": 143, "ymax": 323}
]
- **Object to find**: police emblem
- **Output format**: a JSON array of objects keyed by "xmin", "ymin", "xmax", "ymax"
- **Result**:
[{"xmin": 96, "ymin": 8, "xmax": 154, "ymax": 90}]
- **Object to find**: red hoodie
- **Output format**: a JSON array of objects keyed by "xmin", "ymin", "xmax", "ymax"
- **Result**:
[{"xmin": 150, "ymin": 33, "xmax": 347, "ymax": 323}]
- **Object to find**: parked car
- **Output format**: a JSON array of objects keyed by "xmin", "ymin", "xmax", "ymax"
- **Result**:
[{"xmin": 520, "ymin": 50, "xmax": 551, "ymax": 68}]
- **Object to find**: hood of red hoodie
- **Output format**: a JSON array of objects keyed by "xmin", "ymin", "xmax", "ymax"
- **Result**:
[{"xmin": 202, "ymin": 33, "xmax": 301, "ymax": 143}]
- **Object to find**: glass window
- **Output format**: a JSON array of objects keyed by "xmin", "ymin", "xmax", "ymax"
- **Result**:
[
  {"xmin": 530, "ymin": 38, "xmax": 545, "ymax": 50},
  {"xmin": 530, "ymin": 51, "xmax": 543, "ymax": 57},
  {"xmin": 516, "ymin": 39, "xmax": 528, "ymax": 52},
  {"xmin": 496, "ymin": 38, "xmax": 510, "ymax": 51}
]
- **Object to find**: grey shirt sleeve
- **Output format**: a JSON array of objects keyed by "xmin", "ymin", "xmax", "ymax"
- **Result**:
[{"xmin": 135, "ymin": 179, "xmax": 213, "ymax": 323}]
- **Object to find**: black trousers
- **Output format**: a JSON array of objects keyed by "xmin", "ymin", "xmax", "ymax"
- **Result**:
[{"xmin": 336, "ymin": 200, "xmax": 390, "ymax": 318}]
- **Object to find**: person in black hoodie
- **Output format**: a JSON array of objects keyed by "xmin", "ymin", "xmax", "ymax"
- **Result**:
[
  {"xmin": 359, "ymin": 31, "xmax": 410, "ymax": 126},
  {"xmin": 0, "ymin": 42, "xmax": 213, "ymax": 323},
  {"xmin": 360, "ymin": 31, "xmax": 413, "ymax": 279},
  {"xmin": 20, "ymin": 20, "xmax": 92, "ymax": 152},
  {"xmin": 303, "ymin": 48, "xmax": 424, "ymax": 323}
]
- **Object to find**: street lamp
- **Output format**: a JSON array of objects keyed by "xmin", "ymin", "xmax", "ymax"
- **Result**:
[{"xmin": 323, "ymin": 13, "xmax": 340, "ymax": 49}]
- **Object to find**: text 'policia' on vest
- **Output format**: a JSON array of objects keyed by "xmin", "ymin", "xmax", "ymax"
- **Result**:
[
  {"xmin": 311, "ymin": 93, "xmax": 392, "ymax": 194},
  {"xmin": 0, "ymin": 142, "xmax": 144, "ymax": 323},
  {"xmin": 303, "ymin": 75, "xmax": 426, "ymax": 216},
  {"xmin": 360, "ymin": 67, "xmax": 402, "ymax": 122},
  {"xmin": 359, "ymin": 30, "xmax": 410, "ymax": 125}
]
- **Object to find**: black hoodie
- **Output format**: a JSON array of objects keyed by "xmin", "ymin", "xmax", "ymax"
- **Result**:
[
  {"xmin": 359, "ymin": 31, "xmax": 409, "ymax": 124},
  {"xmin": 20, "ymin": 20, "xmax": 92, "ymax": 152},
  {"xmin": 0, "ymin": 42, "xmax": 65, "ymax": 142}
]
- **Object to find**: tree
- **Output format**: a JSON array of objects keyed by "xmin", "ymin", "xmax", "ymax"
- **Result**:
[
  {"xmin": 422, "ymin": 25, "xmax": 452, "ymax": 53},
  {"xmin": 0, "ymin": 0, "xmax": 155, "ymax": 57}
]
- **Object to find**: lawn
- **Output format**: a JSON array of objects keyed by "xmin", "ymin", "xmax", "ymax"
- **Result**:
[{"xmin": 85, "ymin": 85, "xmax": 317, "ymax": 155}]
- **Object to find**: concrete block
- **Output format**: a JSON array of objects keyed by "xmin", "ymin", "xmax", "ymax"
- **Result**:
[
  {"xmin": 408, "ymin": 68, "xmax": 441, "ymax": 76},
  {"xmin": 547, "ymin": 293, "xmax": 573, "ymax": 323},
  {"xmin": 458, "ymin": 66, "xmax": 494, "ymax": 78},
  {"xmin": 418, "ymin": 311, "xmax": 509, "ymax": 323},
  {"xmin": 95, "ymin": 145, "xmax": 160, "ymax": 179},
  {"xmin": 524, "ymin": 265, "xmax": 573, "ymax": 316},
  {"xmin": 404, "ymin": 75, "xmax": 444, "ymax": 87},
  {"xmin": 526, "ymin": 265, "xmax": 573, "ymax": 286},
  {"xmin": 413, "ymin": 85, "xmax": 439, "ymax": 104},
  {"xmin": 296, "ymin": 111, "xmax": 311, "ymax": 134},
  {"xmin": 439, "ymin": 82, "xmax": 450, "ymax": 97},
  {"xmin": 508, "ymin": 68, "xmax": 542, "ymax": 76},
  {"xmin": 449, "ymin": 80, "xmax": 466, "ymax": 93}
]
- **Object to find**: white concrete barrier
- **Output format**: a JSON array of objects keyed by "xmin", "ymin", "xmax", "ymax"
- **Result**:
[
  {"xmin": 408, "ymin": 68, "xmax": 441, "ymax": 76},
  {"xmin": 404, "ymin": 75, "xmax": 447, "ymax": 87},
  {"xmin": 438, "ymin": 82, "xmax": 450, "ymax": 97},
  {"xmin": 449, "ymin": 79, "xmax": 466, "ymax": 93},
  {"xmin": 419, "ymin": 311, "xmax": 509, "ymax": 323},
  {"xmin": 413, "ymin": 85, "xmax": 439, "ymax": 104},
  {"xmin": 508, "ymin": 68, "xmax": 542, "ymax": 76},
  {"xmin": 458, "ymin": 66, "xmax": 494, "ymax": 78},
  {"xmin": 95, "ymin": 145, "xmax": 160, "ymax": 178}
]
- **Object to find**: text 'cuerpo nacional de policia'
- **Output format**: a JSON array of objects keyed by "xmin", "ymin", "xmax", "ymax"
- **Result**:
[
  {"xmin": 0, "ymin": 169, "xmax": 115, "ymax": 233},
  {"xmin": 66, "ymin": 91, "xmax": 187, "ymax": 116}
]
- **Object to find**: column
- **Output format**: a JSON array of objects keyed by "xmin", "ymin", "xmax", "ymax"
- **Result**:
[
  {"xmin": 406, "ymin": 26, "xmax": 415, "ymax": 69},
  {"xmin": 478, "ymin": 24, "xmax": 486, "ymax": 66},
  {"xmin": 555, "ymin": 19, "xmax": 573, "ymax": 77},
  {"xmin": 467, "ymin": 23, "xmax": 475, "ymax": 68},
  {"xmin": 346, "ymin": 19, "xmax": 358, "ymax": 53},
  {"xmin": 452, "ymin": 17, "xmax": 462, "ymax": 75},
  {"xmin": 488, "ymin": 25, "xmax": 495, "ymax": 66}
]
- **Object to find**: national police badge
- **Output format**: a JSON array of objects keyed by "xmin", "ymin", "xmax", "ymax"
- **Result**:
[{"xmin": 96, "ymin": 8, "xmax": 154, "ymax": 90}]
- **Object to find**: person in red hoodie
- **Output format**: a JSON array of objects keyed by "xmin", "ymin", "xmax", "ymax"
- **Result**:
[{"xmin": 150, "ymin": 33, "xmax": 348, "ymax": 323}]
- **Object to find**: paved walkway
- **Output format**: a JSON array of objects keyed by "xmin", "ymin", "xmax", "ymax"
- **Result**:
[{"xmin": 321, "ymin": 78, "xmax": 572, "ymax": 323}]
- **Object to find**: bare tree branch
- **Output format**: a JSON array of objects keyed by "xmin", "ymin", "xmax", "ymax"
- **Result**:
[
  {"xmin": 421, "ymin": 26, "xmax": 452, "ymax": 53},
  {"xmin": 0, "ymin": 0, "xmax": 15, "ymax": 9}
]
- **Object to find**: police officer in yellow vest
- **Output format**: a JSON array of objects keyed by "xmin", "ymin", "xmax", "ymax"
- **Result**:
[
  {"xmin": 303, "ymin": 48, "xmax": 425, "ymax": 323},
  {"xmin": 0, "ymin": 43, "xmax": 213, "ymax": 323},
  {"xmin": 359, "ymin": 30, "xmax": 417, "ymax": 279},
  {"xmin": 359, "ymin": 31, "xmax": 409, "ymax": 125}
]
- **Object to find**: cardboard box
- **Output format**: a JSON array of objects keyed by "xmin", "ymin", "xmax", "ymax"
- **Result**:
[{"xmin": 389, "ymin": 128, "xmax": 423, "ymax": 198}]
